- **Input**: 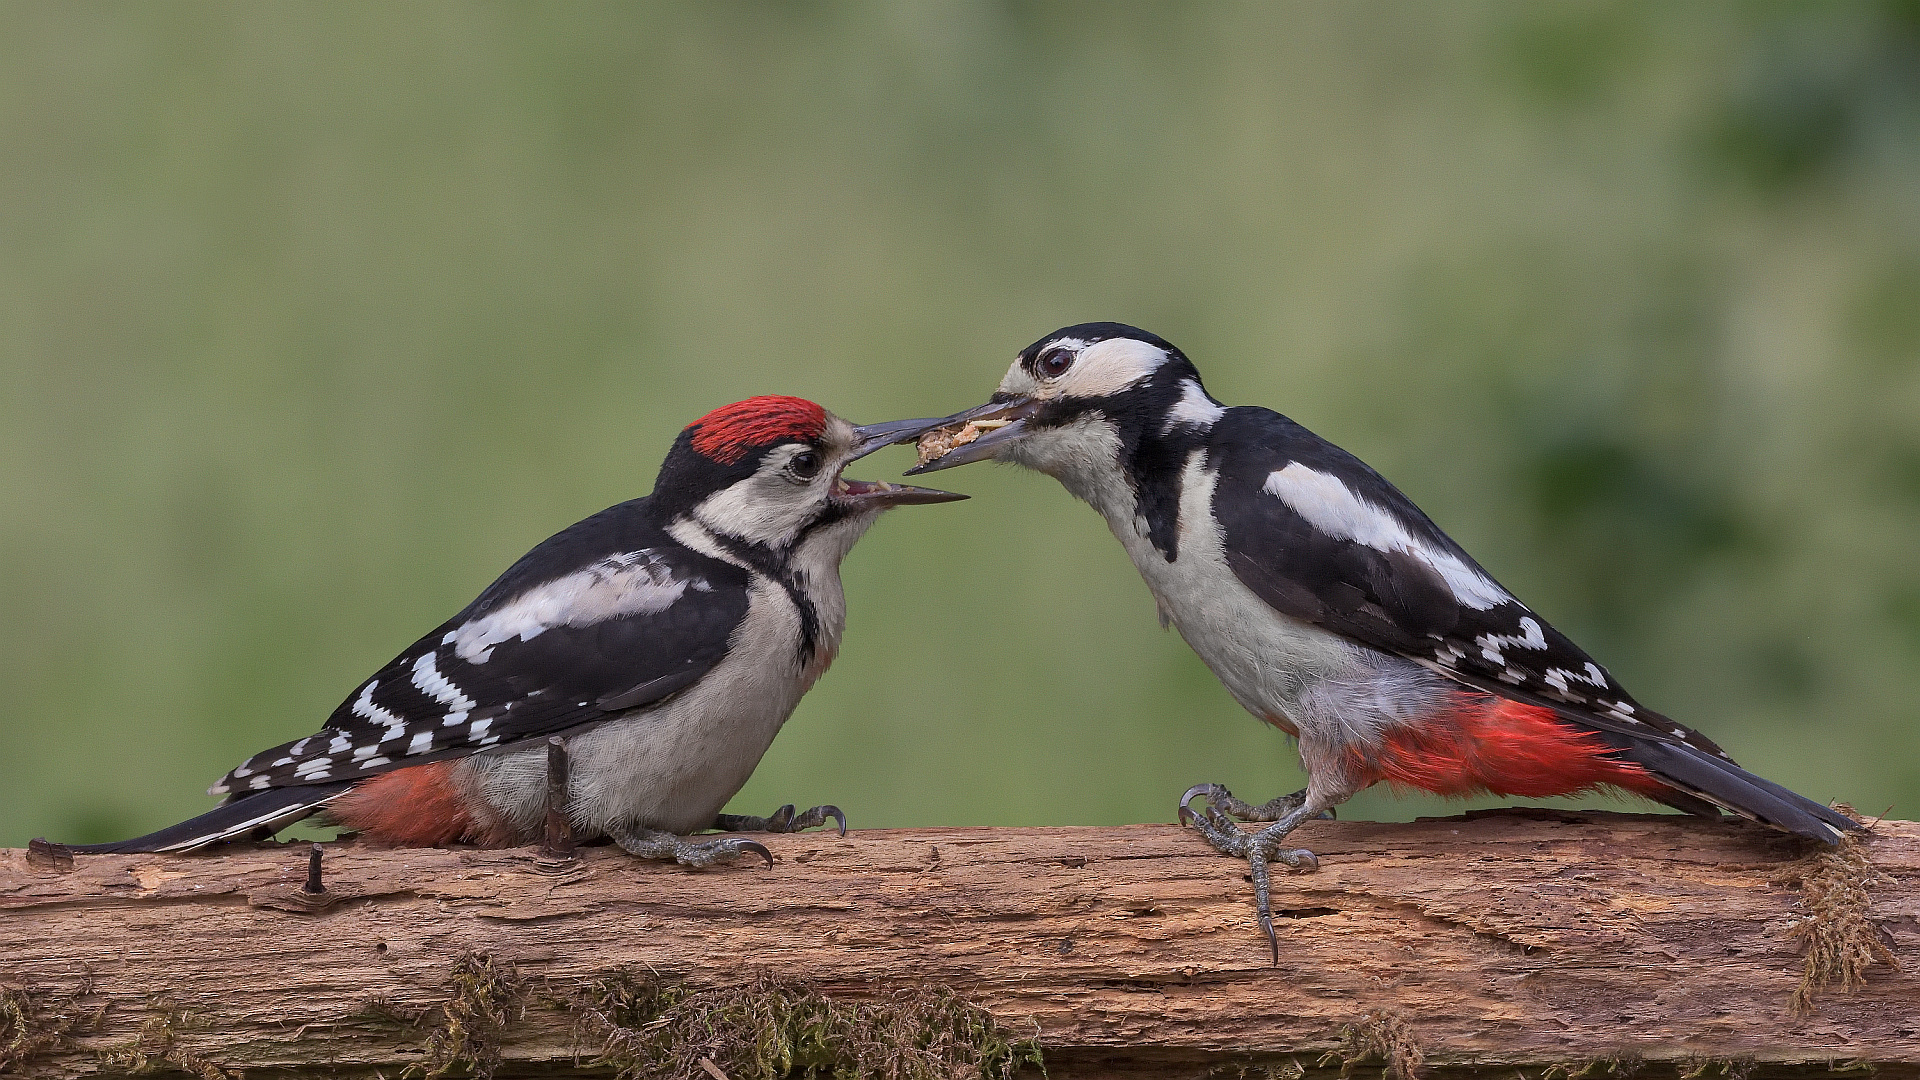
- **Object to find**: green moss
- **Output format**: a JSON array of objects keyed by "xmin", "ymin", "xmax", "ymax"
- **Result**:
[
  {"xmin": 1, "ymin": 979, "xmax": 106, "ymax": 1075},
  {"xmin": 1541, "ymin": 1060, "xmax": 1647, "ymax": 1080},
  {"xmin": 572, "ymin": 968, "xmax": 1044, "ymax": 1080},
  {"xmin": 354, "ymin": 994, "xmax": 430, "ymax": 1031},
  {"xmin": 410, "ymin": 952, "xmax": 528, "ymax": 1080},
  {"xmin": 1785, "ymin": 832, "xmax": 1900, "ymax": 1015},
  {"xmin": 1318, "ymin": 1011, "xmax": 1421, "ymax": 1080},
  {"xmin": 1228, "ymin": 1060, "xmax": 1306, "ymax": 1080},
  {"xmin": 1674, "ymin": 1062, "xmax": 1754, "ymax": 1080},
  {"xmin": 95, "ymin": 1002, "xmax": 230, "ymax": 1080}
]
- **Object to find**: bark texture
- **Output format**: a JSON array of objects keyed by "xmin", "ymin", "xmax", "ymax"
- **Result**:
[{"xmin": 1, "ymin": 810, "xmax": 1914, "ymax": 1079}]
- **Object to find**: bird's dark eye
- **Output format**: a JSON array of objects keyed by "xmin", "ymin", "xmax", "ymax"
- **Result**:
[
  {"xmin": 1036, "ymin": 347, "xmax": 1075, "ymax": 379},
  {"xmin": 787, "ymin": 450, "xmax": 822, "ymax": 480}
]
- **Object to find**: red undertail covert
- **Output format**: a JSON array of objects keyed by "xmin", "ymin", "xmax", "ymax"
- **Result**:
[{"xmin": 1350, "ymin": 694, "xmax": 1668, "ymax": 801}]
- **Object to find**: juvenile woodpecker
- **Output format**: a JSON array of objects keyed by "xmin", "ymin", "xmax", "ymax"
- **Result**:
[
  {"xmin": 896, "ymin": 322, "xmax": 1858, "ymax": 959},
  {"xmin": 71, "ymin": 397, "xmax": 962, "ymax": 865}
]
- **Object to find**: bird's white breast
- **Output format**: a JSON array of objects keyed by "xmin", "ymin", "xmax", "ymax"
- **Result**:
[
  {"xmin": 1036, "ymin": 439, "xmax": 1419, "ymax": 749},
  {"xmin": 1108, "ymin": 455, "xmax": 1363, "ymax": 732}
]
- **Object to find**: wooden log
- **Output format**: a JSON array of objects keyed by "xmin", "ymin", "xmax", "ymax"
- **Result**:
[{"xmin": 1, "ymin": 810, "xmax": 1914, "ymax": 1079}]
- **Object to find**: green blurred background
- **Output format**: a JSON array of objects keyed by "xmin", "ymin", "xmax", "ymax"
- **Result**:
[{"xmin": 4, "ymin": 2, "xmax": 1918, "ymax": 848}]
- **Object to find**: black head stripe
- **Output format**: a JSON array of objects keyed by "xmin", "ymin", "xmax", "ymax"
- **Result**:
[
  {"xmin": 1020, "ymin": 322, "xmax": 1179, "ymax": 364},
  {"xmin": 707, "ymin": 531, "xmax": 822, "ymax": 664}
]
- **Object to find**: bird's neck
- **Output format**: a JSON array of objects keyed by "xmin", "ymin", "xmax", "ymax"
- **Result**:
[
  {"xmin": 667, "ymin": 511, "xmax": 873, "ymax": 667},
  {"xmin": 1006, "ymin": 419, "xmax": 1137, "ymax": 518},
  {"xmin": 1011, "ymin": 421, "xmax": 1200, "ymax": 565}
]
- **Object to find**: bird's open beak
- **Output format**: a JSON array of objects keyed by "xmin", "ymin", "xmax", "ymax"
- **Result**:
[
  {"xmin": 838, "ymin": 418, "xmax": 971, "ymax": 506},
  {"xmin": 848, "ymin": 417, "xmax": 954, "ymax": 460},
  {"xmin": 830, "ymin": 476, "xmax": 968, "ymax": 507},
  {"xmin": 891, "ymin": 396, "xmax": 1039, "ymax": 475}
]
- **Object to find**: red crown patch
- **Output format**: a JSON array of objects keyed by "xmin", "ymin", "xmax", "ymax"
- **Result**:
[{"xmin": 688, "ymin": 396, "xmax": 828, "ymax": 465}]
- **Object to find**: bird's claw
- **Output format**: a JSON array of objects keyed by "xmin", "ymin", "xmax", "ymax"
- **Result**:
[
  {"xmin": 1178, "ymin": 783, "xmax": 1231, "ymax": 827},
  {"xmin": 1180, "ymin": 783, "xmax": 1227, "ymax": 816},
  {"xmin": 1177, "ymin": 782, "xmax": 1325, "ymax": 966},
  {"xmin": 667, "ymin": 836, "xmax": 772, "ymax": 869},
  {"xmin": 713, "ymin": 803, "xmax": 848, "ymax": 836},
  {"xmin": 784, "ymin": 803, "xmax": 847, "ymax": 837},
  {"xmin": 605, "ymin": 825, "xmax": 776, "ymax": 869},
  {"xmin": 1243, "ymin": 838, "xmax": 1318, "ymax": 967},
  {"xmin": 1280, "ymin": 848, "xmax": 1318, "ymax": 872},
  {"xmin": 735, "ymin": 839, "xmax": 774, "ymax": 870},
  {"xmin": 817, "ymin": 805, "xmax": 849, "ymax": 837}
]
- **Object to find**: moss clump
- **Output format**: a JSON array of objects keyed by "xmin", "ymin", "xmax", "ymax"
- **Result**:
[
  {"xmin": 1318, "ymin": 1011, "xmax": 1421, "ymax": 1080},
  {"xmin": 1542, "ymin": 1060, "xmax": 1644, "ymax": 1080},
  {"xmin": 1675, "ymin": 1061, "xmax": 1754, "ymax": 1080},
  {"xmin": 95, "ymin": 1003, "xmax": 230, "ymax": 1080},
  {"xmin": 354, "ymin": 994, "xmax": 430, "ymax": 1031},
  {"xmin": 1, "ymin": 980, "xmax": 106, "ymax": 1074},
  {"xmin": 573, "ymin": 968, "xmax": 1043, "ymax": 1080},
  {"xmin": 1785, "ymin": 833, "xmax": 1899, "ymax": 1015},
  {"xmin": 1225, "ymin": 1059, "xmax": 1305, "ymax": 1080},
  {"xmin": 411, "ymin": 952, "xmax": 528, "ymax": 1080}
]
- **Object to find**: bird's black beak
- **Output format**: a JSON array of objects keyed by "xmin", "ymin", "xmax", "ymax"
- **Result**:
[
  {"xmin": 848, "ymin": 417, "xmax": 954, "ymax": 460},
  {"xmin": 839, "ymin": 418, "xmax": 970, "ymax": 507},
  {"xmin": 897, "ymin": 396, "xmax": 1039, "ymax": 475},
  {"xmin": 830, "ymin": 476, "xmax": 968, "ymax": 507}
]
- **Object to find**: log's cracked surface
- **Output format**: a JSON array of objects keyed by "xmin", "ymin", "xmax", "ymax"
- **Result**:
[{"xmin": 1, "ymin": 810, "xmax": 1915, "ymax": 1078}]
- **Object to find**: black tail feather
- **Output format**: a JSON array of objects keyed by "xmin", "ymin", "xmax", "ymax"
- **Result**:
[
  {"xmin": 1628, "ymin": 739, "xmax": 1858, "ymax": 843},
  {"xmin": 65, "ymin": 783, "xmax": 352, "ymax": 854}
]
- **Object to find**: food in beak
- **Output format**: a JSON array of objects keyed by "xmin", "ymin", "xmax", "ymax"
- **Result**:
[{"xmin": 914, "ymin": 419, "xmax": 1010, "ymax": 468}]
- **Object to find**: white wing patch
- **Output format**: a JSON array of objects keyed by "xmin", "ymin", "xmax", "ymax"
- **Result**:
[
  {"xmin": 412, "ymin": 652, "xmax": 475, "ymax": 709},
  {"xmin": 350, "ymin": 680, "xmax": 405, "ymax": 727},
  {"xmin": 1543, "ymin": 662, "xmax": 1611, "ymax": 693},
  {"xmin": 1164, "ymin": 379, "xmax": 1226, "ymax": 432},
  {"xmin": 451, "ymin": 550, "xmax": 692, "ymax": 664},
  {"xmin": 412, "ymin": 651, "xmax": 475, "ymax": 727},
  {"xmin": 1263, "ymin": 463, "xmax": 1513, "ymax": 611},
  {"xmin": 1475, "ymin": 616, "xmax": 1548, "ymax": 664}
]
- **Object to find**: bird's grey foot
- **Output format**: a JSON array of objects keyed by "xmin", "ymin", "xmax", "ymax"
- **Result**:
[
  {"xmin": 1179, "ymin": 783, "xmax": 1335, "ymax": 823},
  {"xmin": 713, "ymin": 803, "xmax": 848, "ymax": 837},
  {"xmin": 1178, "ymin": 785, "xmax": 1323, "ymax": 966},
  {"xmin": 605, "ymin": 822, "xmax": 773, "ymax": 869}
]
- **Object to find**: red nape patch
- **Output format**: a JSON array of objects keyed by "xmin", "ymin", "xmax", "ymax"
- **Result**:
[
  {"xmin": 327, "ymin": 761, "xmax": 518, "ymax": 848},
  {"xmin": 688, "ymin": 396, "xmax": 828, "ymax": 465},
  {"xmin": 1349, "ymin": 694, "xmax": 1664, "ymax": 801}
]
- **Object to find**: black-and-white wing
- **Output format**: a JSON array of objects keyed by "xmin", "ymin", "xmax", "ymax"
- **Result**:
[
  {"xmin": 1206, "ymin": 409, "xmax": 1860, "ymax": 840},
  {"xmin": 1204, "ymin": 409, "xmax": 1728, "ymax": 758},
  {"xmin": 211, "ymin": 499, "xmax": 750, "ymax": 794}
]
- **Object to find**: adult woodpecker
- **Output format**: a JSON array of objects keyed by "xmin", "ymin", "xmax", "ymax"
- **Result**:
[
  {"xmin": 68, "ymin": 396, "xmax": 962, "ymax": 865},
  {"xmin": 893, "ymin": 322, "xmax": 1858, "ymax": 959}
]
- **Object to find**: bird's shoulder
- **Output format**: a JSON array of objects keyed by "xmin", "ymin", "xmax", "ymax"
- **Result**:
[
  {"xmin": 1202, "ymin": 406, "xmax": 1488, "ymax": 610},
  {"xmin": 461, "ymin": 496, "xmax": 747, "ymax": 621}
]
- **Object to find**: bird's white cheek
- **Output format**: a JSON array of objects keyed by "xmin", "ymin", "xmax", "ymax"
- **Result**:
[
  {"xmin": 1064, "ymin": 338, "xmax": 1169, "ymax": 396},
  {"xmin": 692, "ymin": 478, "xmax": 813, "ymax": 546},
  {"xmin": 997, "ymin": 365, "xmax": 1040, "ymax": 397}
]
